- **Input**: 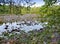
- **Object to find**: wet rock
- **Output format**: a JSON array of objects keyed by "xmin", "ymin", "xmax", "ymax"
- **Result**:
[{"xmin": 4, "ymin": 25, "xmax": 9, "ymax": 29}]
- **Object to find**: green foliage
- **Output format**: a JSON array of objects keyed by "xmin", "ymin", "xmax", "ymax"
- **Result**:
[
  {"xmin": 43, "ymin": 0, "xmax": 57, "ymax": 6},
  {"xmin": 40, "ymin": 5, "xmax": 60, "ymax": 28},
  {"xmin": 0, "ymin": 5, "xmax": 41, "ymax": 15}
]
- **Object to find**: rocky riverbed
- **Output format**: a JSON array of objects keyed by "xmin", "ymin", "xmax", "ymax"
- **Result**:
[{"xmin": 0, "ymin": 14, "xmax": 39, "ymax": 23}]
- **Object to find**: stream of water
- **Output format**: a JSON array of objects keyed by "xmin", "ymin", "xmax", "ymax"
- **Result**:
[{"xmin": 0, "ymin": 21, "xmax": 47, "ymax": 35}]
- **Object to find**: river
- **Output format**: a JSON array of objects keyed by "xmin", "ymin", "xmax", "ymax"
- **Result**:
[{"xmin": 0, "ymin": 21, "xmax": 47, "ymax": 35}]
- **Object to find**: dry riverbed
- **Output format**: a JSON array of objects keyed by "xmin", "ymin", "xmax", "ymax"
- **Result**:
[{"xmin": 0, "ymin": 14, "xmax": 39, "ymax": 23}]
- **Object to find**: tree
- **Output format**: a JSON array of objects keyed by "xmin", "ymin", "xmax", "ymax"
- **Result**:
[
  {"xmin": 39, "ymin": 0, "xmax": 60, "ymax": 43},
  {"xmin": 0, "ymin": 0, "xmax": 6, "ymax": 13},
  {"xmin": 24, "ymin": 0, "xmax": 36, "ymax": 13},
  {"xmin": 43, "ymin": 0, "xmax": 57, "ymax": 6},
  {"xmin": 9, "ymin": 0, "xmax": 13, "ymax": 14},
  {"xmin": 16, "ymin": 0, "xmax": 22, "ymax": 15}
]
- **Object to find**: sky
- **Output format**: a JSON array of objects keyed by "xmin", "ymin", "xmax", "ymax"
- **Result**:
[
  {"xmin": 32, "ymin": 0, "xmax": 45, "ymax": 7},
  {"xmin": 14, "ymin": 0, "xmax": 45, "ymax": 7},
  {"xmin": 0, "ymin": 0, "xmax": 45, "ymax": 7}
]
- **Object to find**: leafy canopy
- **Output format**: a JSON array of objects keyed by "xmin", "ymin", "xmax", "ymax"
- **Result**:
[{"xmin": 43, "ymin": 0, "xmax": 57, "ymax": 6}]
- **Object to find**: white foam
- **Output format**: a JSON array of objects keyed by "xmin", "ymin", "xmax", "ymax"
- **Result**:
[{"xmin": 0, "ymin": 21, "xmax": 44, "ymax": 34}]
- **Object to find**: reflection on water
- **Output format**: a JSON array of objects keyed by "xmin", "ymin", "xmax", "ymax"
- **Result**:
[{"xmin": 0, "ymin": 21, "xmax": 46, "ymax": 34}]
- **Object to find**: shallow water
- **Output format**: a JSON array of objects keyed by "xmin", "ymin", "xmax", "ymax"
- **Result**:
[{"xmin": 0, "ymin": 21, "xmax": 44, "ymax": 34}]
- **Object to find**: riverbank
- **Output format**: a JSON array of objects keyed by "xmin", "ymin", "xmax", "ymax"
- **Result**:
[{"xmin": 0, "ymin": 14, "xmax": 39, "ymax": 23}]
